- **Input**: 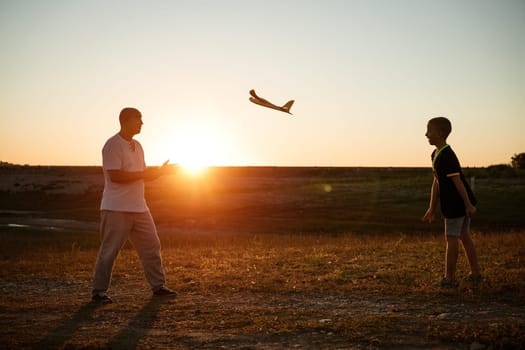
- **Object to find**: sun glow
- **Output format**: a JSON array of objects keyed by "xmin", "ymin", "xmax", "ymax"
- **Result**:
[
  {"xmin": 178, "ymin": 152, "xmax": 209, "ymax": 176},
  {"xmin": 149, "ymin": 115, "xmax": 247, "ymax": 175},
  {"xmin": 168, "ymin": 125, "xmax": 225, "ymax": 176}
]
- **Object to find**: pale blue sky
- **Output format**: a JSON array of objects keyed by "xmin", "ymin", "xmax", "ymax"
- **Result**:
[{"xmin": 1, "ymin": 0, "xmax": 524, "ymax": 167}]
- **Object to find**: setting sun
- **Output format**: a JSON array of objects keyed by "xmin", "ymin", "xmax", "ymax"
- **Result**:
[
  {"xmin": 179, "ymin": 157, "xmax": 209, "ymax": 176},
  {"xmin": 166, "ymin": 124, "xmax": 225, "ymax": 176},
  {"xmin": 148, "ymin": 116, "xmax": 246, "ymax": 173},
  {"xmin": 181, "ymin": 162, "xmax": 208, "ymax": 176},
  {"xmin": 175, "ymin": 135, "xmax": 212, "ymax": 175}
]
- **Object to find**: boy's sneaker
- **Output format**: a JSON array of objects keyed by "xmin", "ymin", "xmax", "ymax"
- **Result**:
[
  {"xmin": 92, "ymin": 293, "xmax": 113, "ymax": 304},
  {"xmin": 464, "ymin": 274, "xmax": 482, "ymax": 284},
  {"xmin": 462, "ymin": 274, "xmax": 483, "ymax": 290},
  {"xmin": 439, "ymin": 277, "xmax": 458, "ymax": 289},
  {"xmin": 153, "ymin": 286, "xmax": 177, "ymax": 297}
]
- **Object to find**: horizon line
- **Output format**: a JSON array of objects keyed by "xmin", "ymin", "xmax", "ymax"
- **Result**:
[{"xmin": 0, "ymin": 161, "xmax": 506, "ymax": 169}]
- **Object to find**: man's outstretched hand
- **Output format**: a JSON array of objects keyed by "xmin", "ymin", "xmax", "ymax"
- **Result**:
[
  {"xmin": 144, "ymin": 160, "xmax": 178, "ymax": 181},
  {"xmin": 159, "ymin": 160, "xmax": 178, "ymax": 176}
]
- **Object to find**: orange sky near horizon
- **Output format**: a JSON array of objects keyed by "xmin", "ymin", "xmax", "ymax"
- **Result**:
[{"xmin": 1, "ymin": 1, "xmax": 524, "ymax": 168}]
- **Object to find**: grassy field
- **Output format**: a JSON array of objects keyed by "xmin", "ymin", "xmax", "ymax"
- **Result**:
[
  {"xmin": 1, "ymin": 166, "xmax": 524, "ymax": 234},
  {"xmin": 0, "ymin": 166, "xmax": 524, "ymax": 349},
  {"xmin": 0, "ymin": 227, "xmax": 524, "ymax": 349}
]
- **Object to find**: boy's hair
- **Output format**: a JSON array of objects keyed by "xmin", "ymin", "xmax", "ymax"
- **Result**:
[{"xmin": 428, "ymin": 117, "xmax": 452, "ymax": 138}]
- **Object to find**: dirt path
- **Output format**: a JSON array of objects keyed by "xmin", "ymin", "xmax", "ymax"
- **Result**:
[{"xmin": 2, "ymin": 277, "xmax": 522, "ymax": 349}]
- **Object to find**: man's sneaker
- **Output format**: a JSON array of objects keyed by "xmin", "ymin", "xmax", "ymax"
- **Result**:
[
  {"xmin": 439, "ymin": 277, "xmax": 458, "ymax": 289},
  {"xmin": 153, "ymin": 286, "xmax": 177, "ymax": 297},
  {"xmin": 92, "ymin": 293, "xmax": 113, "ymax": 304}
]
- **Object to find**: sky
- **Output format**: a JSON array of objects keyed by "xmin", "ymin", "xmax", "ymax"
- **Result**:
[{"xmin": 1, "ymin": 0, "xmax": 524, "ymax": 168}]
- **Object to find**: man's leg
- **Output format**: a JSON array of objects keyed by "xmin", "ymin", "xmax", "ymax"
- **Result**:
[
  {"xmin": 128, "ymin": 211, "xmax": 166, "ymax": 291},
  {"xmin": 92, "ymin": 211, "xmax": 131, "ymax": 295}
]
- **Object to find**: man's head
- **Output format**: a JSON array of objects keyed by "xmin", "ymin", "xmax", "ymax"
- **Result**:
[
  {"xmin": 119, "ymin": 107, "xmax": 143, "ymax": 137},
  {"xmin": 426, "ymin": 117, "xmax": 451, "ymax": 146}
]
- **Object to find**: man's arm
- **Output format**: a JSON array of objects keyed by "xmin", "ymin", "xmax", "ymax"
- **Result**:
[
  {"xmin": 450, "ymin": 175, "xmax": 476, "ymax": 217},
  {"xmin": 107, "ymin": 161, "xmax": 177, "ymax": 183},
  {"xmin": 422, "ymin": 176, "xmax": 440, "ymax": 223}
]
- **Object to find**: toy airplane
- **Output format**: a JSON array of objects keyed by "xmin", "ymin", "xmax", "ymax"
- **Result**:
[{"xmin": 249, "ymin": 89, "xmax": 294, "ymax": 115}]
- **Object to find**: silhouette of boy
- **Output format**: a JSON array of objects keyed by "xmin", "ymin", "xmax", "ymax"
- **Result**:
[{"xmin": 422, "ymin": 117, "xmax": 481, "ymax": 289}]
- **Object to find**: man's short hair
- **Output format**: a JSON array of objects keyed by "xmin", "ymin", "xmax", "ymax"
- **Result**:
[
  {"xmin": 119, "ymin": 107, "xmax": 141, "ymax": 124},
  {"xmin": 428, "ymin": 117, "xmax": 452, "ymax": 138}
]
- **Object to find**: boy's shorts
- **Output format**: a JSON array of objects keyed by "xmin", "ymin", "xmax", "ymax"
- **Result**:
[{"xmin": 445, "ymin": 216, "xmax": 471, "ymax": 237}]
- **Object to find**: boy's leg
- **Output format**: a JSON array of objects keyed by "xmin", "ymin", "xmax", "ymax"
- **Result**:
[
  {"xmin": 445, "ymin": 235, "xmax": 459, "ymax": 281},
  {"xmin": 128, "ymin": 211, "xmax": 166, "ymax": 292},
  {"xmin": 459, "ymin": 218, "xmax": 481, "ymax": 276},
  {"xmin": 92, "ymin": 211, "xmax": 131, "ymax": 294},
  {"xmin": 444, "ymin": 217, "xmax": 465, "ymax": 281}
]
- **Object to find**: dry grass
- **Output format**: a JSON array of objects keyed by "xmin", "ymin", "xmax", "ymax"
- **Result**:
[
  {"xmin": 1, "ymin": 166, "xmax": 523, "ymax": 348},
  {"xmin": 1, "ymin": 228, "xmax": 524, "ymax": 349}
]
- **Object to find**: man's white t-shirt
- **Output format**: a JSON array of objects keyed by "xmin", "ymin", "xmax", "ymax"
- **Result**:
[{"xmin": 100, "ymin": 133, "xmax": 149, "ymax": 212}]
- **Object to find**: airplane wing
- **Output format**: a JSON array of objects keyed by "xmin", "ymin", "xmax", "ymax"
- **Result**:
[{"xmin": 248, "ymin": 90, "xmax": 294, "ymax": 115}]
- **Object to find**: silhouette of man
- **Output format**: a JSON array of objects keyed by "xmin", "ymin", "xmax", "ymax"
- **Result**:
[{"xmin": 92, "ymin": 107, "xmax": 176, "ymax": 303}]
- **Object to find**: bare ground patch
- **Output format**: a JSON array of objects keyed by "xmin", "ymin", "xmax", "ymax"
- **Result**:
[
  {"xmin": 2, "ymin": 283, "xmax": 523, "ymax": 349},
  {"xmin": 1, "ymin": 229, "xmax": 524, "ymax": 349}
]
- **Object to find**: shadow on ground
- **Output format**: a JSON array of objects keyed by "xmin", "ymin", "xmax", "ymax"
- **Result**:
[{"xmin": 32, "ymin": 297, "xmax": 169, "ymax": 350}]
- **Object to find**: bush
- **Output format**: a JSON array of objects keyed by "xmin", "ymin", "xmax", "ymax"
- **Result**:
[
  {"xmin": 486, "ymin": 164, "xmax": 515, "ymax": 178},
  {"xmin": 511, "ymin": 153, "xmax": 525, "ymax": 169}
]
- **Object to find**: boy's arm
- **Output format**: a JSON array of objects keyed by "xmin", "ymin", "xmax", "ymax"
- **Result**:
[
  {"xmin": 450, "ymin": 175, "xmax": 476, "ymax": 217},
  {"xmin": 422, "ymin": 177, "xmax": 440, "ymax": 223}
]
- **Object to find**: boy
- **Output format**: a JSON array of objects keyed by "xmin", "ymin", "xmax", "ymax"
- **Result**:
[{"xmin": 422, "ymin": 117, "xmax": 481, "ymax": 288}]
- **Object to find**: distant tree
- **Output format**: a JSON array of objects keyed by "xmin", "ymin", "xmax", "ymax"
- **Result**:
[{"xmin": 511, "ymin": 153, "xmax": 525, "ymax": 169}]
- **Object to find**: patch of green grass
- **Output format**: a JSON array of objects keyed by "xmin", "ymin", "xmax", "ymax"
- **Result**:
[{"xmin": 3, "ymin": 167, "xmax": 523, "ymax": 234}]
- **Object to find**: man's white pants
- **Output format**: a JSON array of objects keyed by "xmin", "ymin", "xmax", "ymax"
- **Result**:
[{"xmin": 92, "ymin": 210, "xmax": 166, "ymax": 294}]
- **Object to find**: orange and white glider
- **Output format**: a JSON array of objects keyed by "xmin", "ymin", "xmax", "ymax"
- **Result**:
[{"xmin": 249, "ymin": 89, "xmax": 294, "ymax": 115}]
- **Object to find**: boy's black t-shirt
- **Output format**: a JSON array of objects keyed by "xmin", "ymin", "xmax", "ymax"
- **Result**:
[{"xmin": 432, "ymin": 145, "xmax": 477, "ymax": 219}]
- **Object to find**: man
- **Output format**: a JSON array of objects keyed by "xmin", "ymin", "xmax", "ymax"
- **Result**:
[{"xmin": 92, "ymin": 107, "xmax": 176, "ymax": 304}]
